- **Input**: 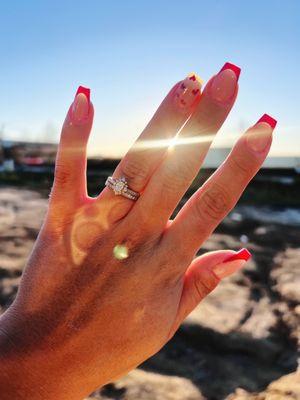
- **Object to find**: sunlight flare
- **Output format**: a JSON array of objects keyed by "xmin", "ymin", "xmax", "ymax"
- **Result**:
[{"xmin": 131, "ymin": 134, "xmax": 219, "ymax": 151}]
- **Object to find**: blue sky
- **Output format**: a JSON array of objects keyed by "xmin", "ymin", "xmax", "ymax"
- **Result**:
[{"xmin": 0, "ymin": 0, "xmax": 299, "ymax": 157}]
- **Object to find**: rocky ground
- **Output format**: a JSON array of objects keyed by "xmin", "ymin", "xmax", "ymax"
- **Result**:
[{"xmin": 0, "ymin": 187, "xmax": 299, "ymax": 400}]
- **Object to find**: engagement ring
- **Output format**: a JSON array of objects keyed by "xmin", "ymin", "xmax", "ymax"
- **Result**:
[{"xmin": 105, "ymin": 176, "xmax": 140, "ymax": 201}]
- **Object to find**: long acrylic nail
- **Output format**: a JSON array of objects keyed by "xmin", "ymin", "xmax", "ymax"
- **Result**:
[
  {"xmin": 212, "ymin": 248, "xmax": 251, "ymax": 279},
  {"xmin": 256, "ymin": 113, "xmax": 277, "ymax": 129},
  {"xmin": 246, "ymin": 114, "xmax": 277, "ymax": 153},
  {"xmin": 209, "ymin": 62, "xmax": 240, "ymax": 103},
  {"xmin": 71, "ymin": 86, "xmax": 90, "ymax": 124},
  {"xmin": 224, "ymin": 248, "xmax": 251, "ymax": 262},
  {"xmin": 174, "ymin": 73, "xmax": 202, "ymax": 113}
]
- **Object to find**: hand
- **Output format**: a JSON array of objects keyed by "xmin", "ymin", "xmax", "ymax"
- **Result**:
[{"xmin": 0, "ymin": 63, "xmax": 276, "ymax": 400}]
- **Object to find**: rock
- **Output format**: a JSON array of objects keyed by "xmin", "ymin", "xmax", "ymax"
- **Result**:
[
  {"xmin": 187, "ymin": 279, "xmax": 251, "ymax": 334},
  {"xmin": 0, "ymin": 187, "xmax": 298, "ymax": 400},
  {"xmin": 272, "ymin": 248, "xmax": 300, "ymax": 304},
  {"xmin": 227, "ymin": 372, "xmax": 300, "ymax": 399},
  {"xmin": 88, "ymin": 370, "xmax": 203, "ymax": 400},
  {"xmin": 237, "ymin": 297, "xmax": 277, "ymax": 339}
]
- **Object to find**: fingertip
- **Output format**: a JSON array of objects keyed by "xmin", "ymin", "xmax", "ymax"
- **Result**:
[
  {"xmin": 173, "ymin": 72, "xmax": 203, "ymax": 114},
  {"xmin": 224, "ymin": 248, "xmax": 252, "ymax": 262},
  {"xmin": 219, "ymin": 62, "xmax": 241, "ymax": 80},
  {"xmin": 195, "ymin": 249, "xmax": 251, "ymax": 280},
  {"xmin": 76, "ymin": 85, "xmax": 91, "ymax": 103},
  {"xmin": 246, "ymin": 121, "xmax": 273, "ymax": 154},
  {"xmin": 71, "ymin": 88, "xmax": 90, "ymax": 125},
  {"xmin": 212, "ymin": 259, "xmax": 247, "ymax": 279},
  {"xmin": 255, "ymin": 114, "xmax": 277, "ymax": 129},
  {"xmin": 205, "ymin": 63, "xmax": 240, "ymax": 105}
]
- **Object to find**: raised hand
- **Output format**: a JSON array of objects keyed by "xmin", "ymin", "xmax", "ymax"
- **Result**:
[{"xmin": 0, "ymin": 63, "xmax": 276, "ymax": 400}]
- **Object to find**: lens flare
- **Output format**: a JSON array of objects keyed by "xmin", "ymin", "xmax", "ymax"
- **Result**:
[
  {"xmin": 131, "ymin": 134, "xmax": 219, "ymax": 151},
  {"xmin": 113, "ymin": 244, "xmax": 129, "ymax": 260}
]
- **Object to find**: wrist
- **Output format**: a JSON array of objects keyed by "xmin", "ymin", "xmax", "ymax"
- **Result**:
[
  {"xmin": 0, "ymin": 307, "xmax": 61, "ymax": 400},
  {"xmin": 0, "ymin": 306, "xmax": 103, "ymax": 400}
]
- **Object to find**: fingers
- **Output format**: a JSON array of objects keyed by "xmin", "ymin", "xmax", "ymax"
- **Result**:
[
  {"xmin": 113, "ymin": 74, "xmax": 202, "ymax": 192},
  {"xmin": 164, "ymin": 114, "xmax": 277, "ymax": 257},
  {"xmin": 97, "ymin": 74, "xmax": 202, "ymax": 221},
  {"xmin": 131, "ymin": 63, "xmax": 240, "ymax": 227},
  {"xmin": 51, "ymin": 86, "xmax": 94, "ymax": 206},
  {"xmin": 168, "ymin": 249, "xmax": 251, "ymax": 336}
]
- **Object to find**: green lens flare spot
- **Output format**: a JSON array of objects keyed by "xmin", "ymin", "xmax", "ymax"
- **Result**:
[{"xmin": 113, "ymin": 244, "xmax": 129, "ymax": 260}]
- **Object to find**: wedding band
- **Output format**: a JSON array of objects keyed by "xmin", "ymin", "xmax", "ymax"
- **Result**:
[{"xmin": 105, "ymin": 176, "xmax": 140, "ymax": 201}]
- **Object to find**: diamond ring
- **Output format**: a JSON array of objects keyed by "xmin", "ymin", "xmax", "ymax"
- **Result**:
[{"xmin": 105, "ymin": 176, "xmax": 140, "ymax": 201}]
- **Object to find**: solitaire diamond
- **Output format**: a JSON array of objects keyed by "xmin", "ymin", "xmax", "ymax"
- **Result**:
[
  {"xmin": 105, "ymin": 176, "xmax": 139, "ymax": 201},
  {"xmin": 113, "ymin": 178, "xmax": 127, "ymax": 195}
]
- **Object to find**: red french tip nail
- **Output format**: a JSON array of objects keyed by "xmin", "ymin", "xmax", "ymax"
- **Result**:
[
  {"xmin": 256, "ymin": 114, "xmax": 277, "ymax": 129},
  {"xmin": 224, "ymin": 248, "xmax": 252, "ymax": 262},
  {"xmin": 76, "ymin": 86, "xmax": 91, "ymax": 103},
  {"xmin": 219, "ymin": 62, "xmax": 241, "ymax": 80}
]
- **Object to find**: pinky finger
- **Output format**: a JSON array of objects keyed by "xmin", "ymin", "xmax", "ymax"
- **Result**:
[{"xmin": 168, "ymin": 249, "xmax": 251, "ymax": 338}]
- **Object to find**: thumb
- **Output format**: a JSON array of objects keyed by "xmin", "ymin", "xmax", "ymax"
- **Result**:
[
  {"xmin": 51, "ymin": 86, "xmax": 94, "ymax": 207},
  {"xmin": 169, "ymin": 248, "xmax": 251, "ymax": 337}
]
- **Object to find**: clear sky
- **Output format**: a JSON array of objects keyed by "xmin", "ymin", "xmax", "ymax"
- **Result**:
[{"xmin": 0, "ymin": 0, "xmax": 299, "ymax": 158}]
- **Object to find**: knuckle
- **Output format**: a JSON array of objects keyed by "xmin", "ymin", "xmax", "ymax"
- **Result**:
[
  {"xmin": 195, "ymin": 183, "xmax": 234, "ymax": 221},
  {"xmin": 157, "ymin": 249, "xmax": 188, "ymax": 280},
  {"xmin": 133, "ymin": 212, "xmax": 153, "ymax": 234},
  {"xmin": 121, "ymin": 217, "xmax": 158, "ymax": 250},
  {"xmin": 161, "ymin": 175, "xmax": 180, "ymax": 196},
  {"xmin": 194, "ymin": 269, "xmax": 219, "ymax": 299},
  {"xmin": 121, "ymin": 157, "xmax": 150, "ymax": 189},
  {"xmin": 194, "ymin": 279, "xmax": 210, "ymax": 299},
  {"xmin": 162, "ymin": 159, "xmax": 194, "ymax": 195},
  {"xmin": 54, "ymin": 164, "xmax": 71, "ymax": 187},
  {"xmin": 229, "ymin": 153, "xmax": 252, "ymax": 177}
]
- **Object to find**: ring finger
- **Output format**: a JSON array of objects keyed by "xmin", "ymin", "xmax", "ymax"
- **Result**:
[{"xmin": 97, "ymin": 73, "xmax": 203, "ymax": 221}]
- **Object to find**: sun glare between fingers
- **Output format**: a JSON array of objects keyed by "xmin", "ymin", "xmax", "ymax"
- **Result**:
[{"xmin": 131, "ymin": 134, "xmax": 227, "ymax": 151}]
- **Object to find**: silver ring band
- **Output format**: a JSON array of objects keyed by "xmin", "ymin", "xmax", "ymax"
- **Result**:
[{"xmin": 105, "ymin": 176, "xmax": 140, "ymax": 201}]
